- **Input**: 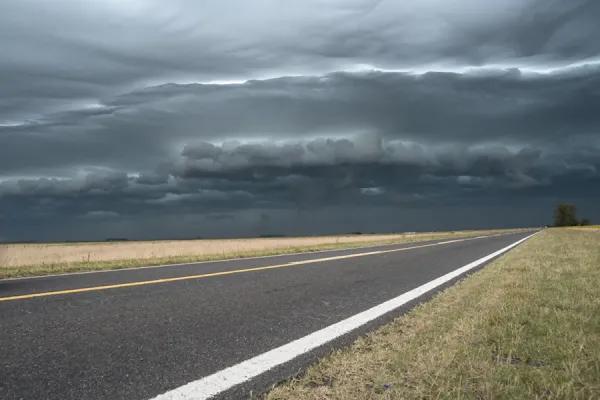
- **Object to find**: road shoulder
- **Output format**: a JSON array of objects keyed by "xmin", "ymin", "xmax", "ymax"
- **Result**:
[{"xmin": 266, "ymin": 229, "xmax": 600, "ymax": 400}]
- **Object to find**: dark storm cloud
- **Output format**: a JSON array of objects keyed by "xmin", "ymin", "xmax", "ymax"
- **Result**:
[
  {"xmin": 2, "ymin": 134, "xmax": 598, "ymax": 217},
  {"xmin": 1, "ymin": 0, "xmax": 599, "ymax": 241},
  {"xmin": 2, "ymin": 0, "xmax": 599, "ymax": 121},
  {"xmin": 2, "ymin": 66, "xmax": 600, "ymax": 178}
]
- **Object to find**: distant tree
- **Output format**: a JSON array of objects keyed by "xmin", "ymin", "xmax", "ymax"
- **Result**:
[
  {"xmin": 580, "ymin": 218, "xmax": 591, "ymax": 226},
  {"xmin": 553, "ymin": 203, "xmax": 579, "ymax": 227}
]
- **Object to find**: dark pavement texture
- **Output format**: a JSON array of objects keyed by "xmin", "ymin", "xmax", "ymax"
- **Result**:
[{"xmin": 0, "ymin": 231, "xmax": 535, "ymax": 400}]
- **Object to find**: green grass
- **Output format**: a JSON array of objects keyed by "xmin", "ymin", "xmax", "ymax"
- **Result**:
[{"xmin": 266, "ymin": 229, "xmax": 600, "ymax": 400}]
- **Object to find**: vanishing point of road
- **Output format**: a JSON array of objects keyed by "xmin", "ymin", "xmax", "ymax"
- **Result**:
[{"xmin": 0, "ymin": 230, "xmax": 539, "ymax": 400}]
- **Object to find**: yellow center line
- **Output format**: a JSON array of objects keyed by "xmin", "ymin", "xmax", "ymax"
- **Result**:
[{"xmin": 0, "ymin": 237, "xmax": 474, "ymax": 302}]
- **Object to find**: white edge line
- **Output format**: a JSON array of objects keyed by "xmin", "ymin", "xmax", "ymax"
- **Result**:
[
  {"xmin": 150, "ymin": 230, "xmax": 541, "ymax": 400},
  {"xmin": 1, "ymin": 231, "xmax": 529, "ymax": 282}
]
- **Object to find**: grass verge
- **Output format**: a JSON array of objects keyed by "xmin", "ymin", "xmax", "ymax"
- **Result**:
[
  {"xmin": 567, "ymin": 225, "xmax": 600, "ymax": 231},
  {"xmin": 266, "ymin": 229, "xmax": 600, "ymax": 400},
  {"xmin": 0, "ymin": 230, "xmax": 527, "ymax": 279}
]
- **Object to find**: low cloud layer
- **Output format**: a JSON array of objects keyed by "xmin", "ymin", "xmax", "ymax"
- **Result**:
[{"xmin": 1, "ymin": 1, "xmax": 599, "ymax": 241}]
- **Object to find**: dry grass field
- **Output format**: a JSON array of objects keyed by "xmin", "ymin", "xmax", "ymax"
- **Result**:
[
  {"xmin": 0, "ymin": 228, "xmax": 530, "ymax": 278},
  {"xmin": 266, "ymin": 228, "xmax": 600, "ymax": 400},
  {"xmin": 568, "ymin": 225, "xmax": 600, "ymax": 231}
]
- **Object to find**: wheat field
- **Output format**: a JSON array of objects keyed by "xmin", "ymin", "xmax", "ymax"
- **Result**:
[{"xmin": 0, "ymin": 229, "xmax": 523, "ymax": 269}]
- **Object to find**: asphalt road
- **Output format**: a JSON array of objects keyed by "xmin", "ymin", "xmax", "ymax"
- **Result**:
[{"xmin": 0, "ymin": 231, "xmax": 537, "ymax": 400}]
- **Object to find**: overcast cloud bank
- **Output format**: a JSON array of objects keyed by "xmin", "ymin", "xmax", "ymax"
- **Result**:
[{"xmin": 1, "ymin": 0, "xmax": 599, "ymax": 241}]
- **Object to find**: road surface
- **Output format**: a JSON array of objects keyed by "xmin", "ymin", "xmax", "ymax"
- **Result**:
[{"xmin": 0, "ymin": 231, "xmax": 538, "ymax": 400}]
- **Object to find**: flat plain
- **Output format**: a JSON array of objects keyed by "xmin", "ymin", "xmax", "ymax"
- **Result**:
[
  {"xmin": 0, "ymin": 228, "xmax": 530, "ymax": 279},
  {"xmin": 0, "ymin": 230, "xmax": 537, "ymax": 400}
]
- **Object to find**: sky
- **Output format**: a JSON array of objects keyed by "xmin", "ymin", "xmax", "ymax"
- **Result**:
[{"xmin": 1, "ymin": 0, "xmax": 599, "ymax": 241}]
